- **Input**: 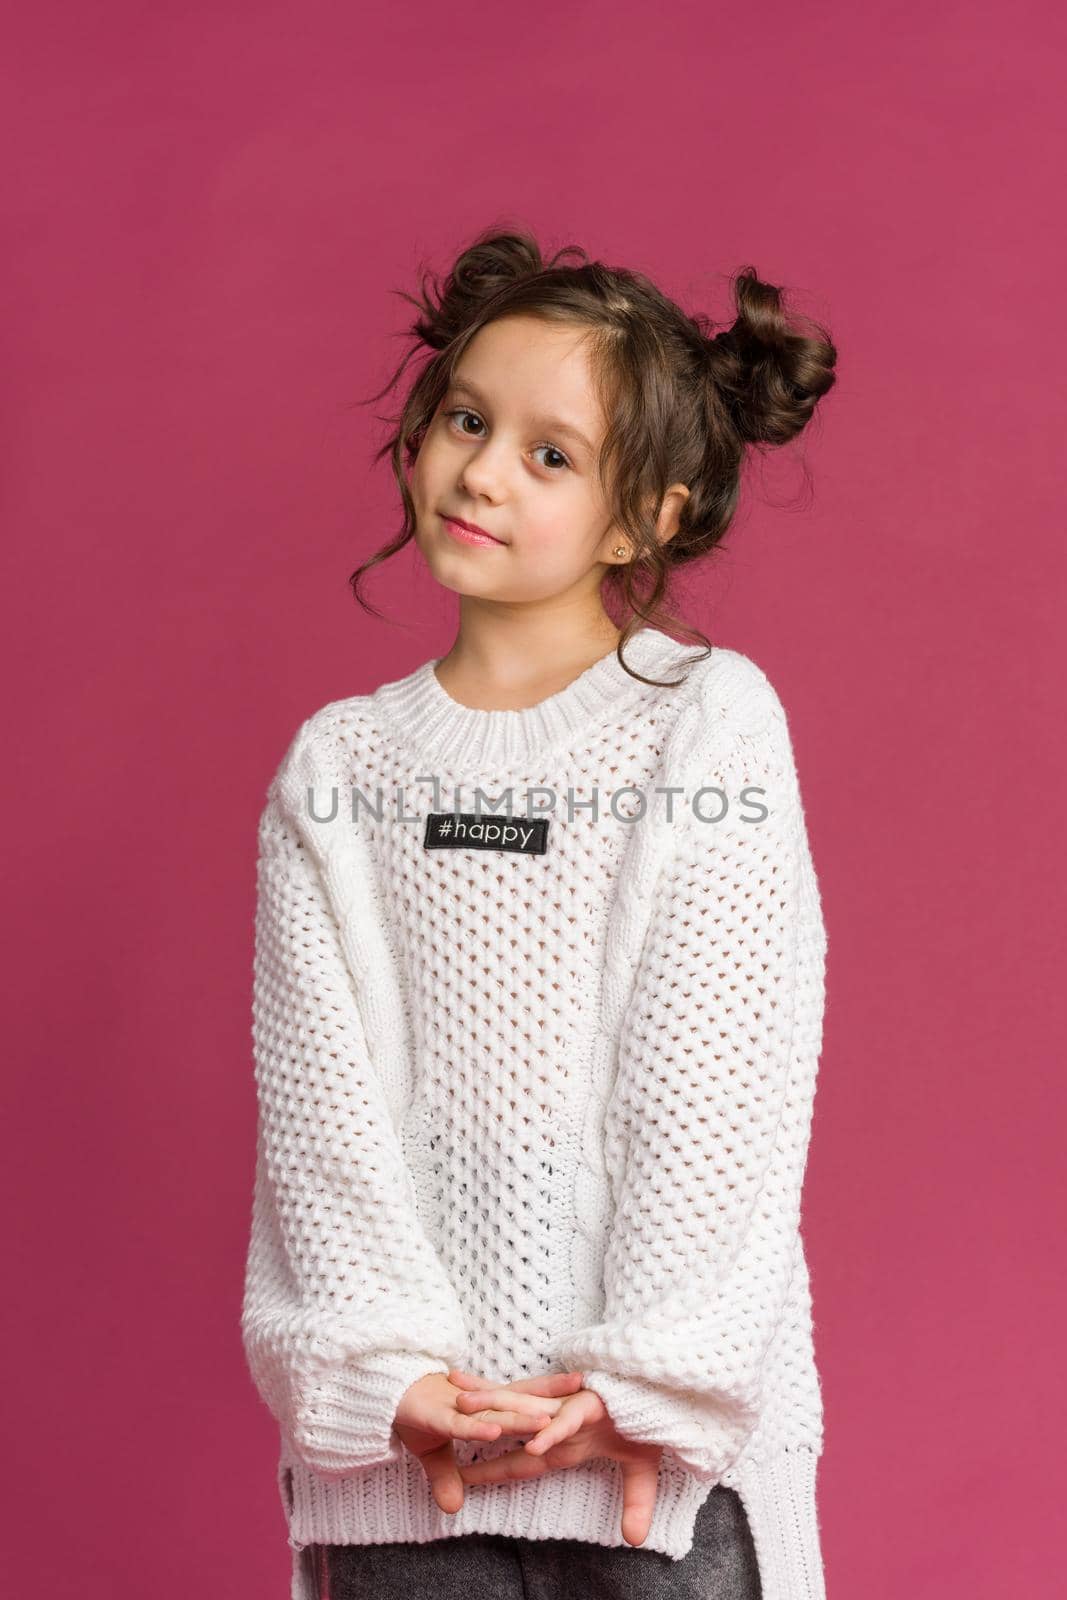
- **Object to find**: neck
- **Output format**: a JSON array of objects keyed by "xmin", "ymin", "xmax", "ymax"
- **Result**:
[{"xmin": 371, "ymin": 626, "xmax": 695, "ymax": 772}]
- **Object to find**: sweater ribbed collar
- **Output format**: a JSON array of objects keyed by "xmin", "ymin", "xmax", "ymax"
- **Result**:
[{"xmin": 370, "ymin": 627, "xmax": 697, "ymax": 771}]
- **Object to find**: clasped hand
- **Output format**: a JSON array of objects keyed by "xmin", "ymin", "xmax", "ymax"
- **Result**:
[{"xmin": 393, "ymin": 1367, "xmax": 662, "ymax": 1546}]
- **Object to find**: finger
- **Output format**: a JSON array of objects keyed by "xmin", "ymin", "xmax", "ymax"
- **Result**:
[
  {"xmin": 494, "ymin": 1408, "xmax": 556, "ymax": 1434},
  {"xmin": 458, "ymin": 1448, "xmax": 549, "ymax": 1485},
  {"xmin": 447, "ymin": 1412, "xmax": 504, "ymax": 1442},
  {"xmin": 494, "ymin": 1371, "xmax": 585, "ymax": 1397},
  {"xmin": 618, "ymin": 1456, "xmax": 661, "ymax": 1547},
  {"xmin": 457, "ymin": 1414, "xmax": 556, "ymax": 1440},
  {"xmin": 522, "ymin": 1406, "xmax": 584, "ymax": 1455},
  {"xmin": 448, "ymin": 1369, "xmax": 584, "ymax": 1398},
  {"xmin": 417, "ymin": 1442, "xmax": 466, "ymax": 1516},
  {"xmin": 454, "ymin": 1388, "xmax": 563, "ymax": 1420},
  {"xmin": 449, "ymin": 1409, "xmax": 550, "ymax": 1442}
]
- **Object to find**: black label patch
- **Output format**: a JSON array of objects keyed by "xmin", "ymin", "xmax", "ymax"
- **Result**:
[{"xmin": 423, "ymin": 811, "xmax": 549, "ymax": 856}]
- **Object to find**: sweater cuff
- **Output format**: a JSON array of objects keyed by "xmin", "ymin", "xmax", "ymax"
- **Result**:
[
  {"xmin": 580, "ymin": 1369, "xmax": 752, "ymax": 1481},
  {"xmin": 292, "ymin": 1352, "xmax": 451, "ymax": 1476}
]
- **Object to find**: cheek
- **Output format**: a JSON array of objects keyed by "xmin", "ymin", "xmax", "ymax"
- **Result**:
[
  {"xmin": 409, "ymin": 437, "xmax": 429, "ymax": 479},
  {"xmin": 520, "ymin": 501, "xmax": 603, "ymax": 568},
  {"xmin": 408, "ymin": 440, "xmax": 442, "ymax": 509}
]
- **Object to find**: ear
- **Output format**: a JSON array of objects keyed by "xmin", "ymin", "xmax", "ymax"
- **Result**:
[
  {"xmin": 655, "ymin": 482, "xmax": 690, "ymax": 547},
  {"xmin": 597, "ymin": 482, "xmax": 691, "ymax": 566}
]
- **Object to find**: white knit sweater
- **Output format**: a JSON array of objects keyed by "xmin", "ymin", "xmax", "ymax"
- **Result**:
[{"xmin": 240, "ymin": 627, "xmax": 829, "ymax": 1600}]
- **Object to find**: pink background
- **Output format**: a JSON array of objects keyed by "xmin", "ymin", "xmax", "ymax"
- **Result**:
[{"xmin": 4, "ymin": 2, "xmax": 1064, "ymax": 1594}]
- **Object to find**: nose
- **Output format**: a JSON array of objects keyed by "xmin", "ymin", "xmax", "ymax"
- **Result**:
[{"xmin": 457, "ymin": 438, "xmax": 509, "ymax": 503}]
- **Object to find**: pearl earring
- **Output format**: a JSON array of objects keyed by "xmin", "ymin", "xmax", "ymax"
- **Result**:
[{"xmin": 613, "ymin": 546, "xmax": 627, "ymax": 558}]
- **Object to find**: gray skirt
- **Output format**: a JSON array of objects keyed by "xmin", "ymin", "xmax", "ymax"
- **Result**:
[{"xmin": 307, "ymin": 1484, "xmax": 762, "ymax": 1600}]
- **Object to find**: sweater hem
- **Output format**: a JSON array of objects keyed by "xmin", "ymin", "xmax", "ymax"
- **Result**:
[
  {"xmin": 283, "ymin": 1445, "xmax": 709, "ymax": 1554},
  {"xmin": 280, "ymin": 1443, "xmax": 824, "ymax": 1600}
]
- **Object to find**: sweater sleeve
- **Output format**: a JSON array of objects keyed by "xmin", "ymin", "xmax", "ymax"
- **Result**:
[
  {"xmin": 550, "ymin": 674, "xmax": 827, "ymax": 1482},
  {"xmin": 240, "ymin": 765, "xmax": 470, "ymax": 1477}
]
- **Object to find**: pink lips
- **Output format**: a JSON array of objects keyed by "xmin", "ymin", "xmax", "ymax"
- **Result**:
[{"xmin": 442, "ymin": 515, "xmax": 506, "ymax": 547}]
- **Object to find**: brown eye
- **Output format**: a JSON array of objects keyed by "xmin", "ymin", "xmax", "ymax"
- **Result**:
[
  {"xmin": 533, "ymin": 444, "xmax": 572, "ymax": 472},
  {"xmin": 446, "ymin": 408, "xmax": 485, "ymax": 437}
]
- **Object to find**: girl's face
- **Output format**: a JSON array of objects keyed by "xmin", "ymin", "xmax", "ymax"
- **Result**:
[{"xmin": 409, "ymin": 314, "xmax": 628, "ymax": 605}]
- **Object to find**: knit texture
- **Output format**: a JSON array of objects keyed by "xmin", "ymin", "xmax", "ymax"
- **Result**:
[{"xmin": 240, "ymin": 628, "xmax": 829, "ymax": 1600}]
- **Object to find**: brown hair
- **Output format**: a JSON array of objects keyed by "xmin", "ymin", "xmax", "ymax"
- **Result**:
[{"xmin": 350, "ymin": 225, "xmax": 837, "ymax": 686}]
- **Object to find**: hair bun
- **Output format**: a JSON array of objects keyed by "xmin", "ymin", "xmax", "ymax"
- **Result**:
[
  {"xmin": 398, "ymin": 231, "xmax": 547, "ymax": 351},
  {"xmin": 705, "ymin": 268, "xmax": 836, "ymax": 446},
  {"xmin": 450, "ymin": 232, "xmax": 543, "ymax": 298}
]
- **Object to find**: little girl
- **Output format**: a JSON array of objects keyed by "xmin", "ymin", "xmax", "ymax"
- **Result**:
[{"xmin": 241, "ymin": 226, "xmax": 837, "ymax": 1600}]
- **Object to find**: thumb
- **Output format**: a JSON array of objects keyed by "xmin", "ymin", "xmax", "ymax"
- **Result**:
[
  {"xmin": 416, "ymin": 1439, "xmax": 466, "ymax": 1516},
  {"xmin": 618, "ymin": 1454, "xmax": 661, "ymax": 1547}
]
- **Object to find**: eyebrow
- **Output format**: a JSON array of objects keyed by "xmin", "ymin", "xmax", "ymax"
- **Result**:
[{"xmin": 444, "ymin": 377, "xmax": 597, "ymax": 456}]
